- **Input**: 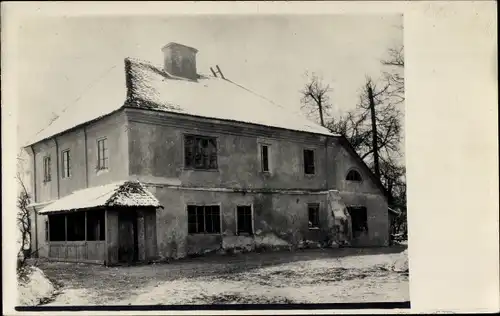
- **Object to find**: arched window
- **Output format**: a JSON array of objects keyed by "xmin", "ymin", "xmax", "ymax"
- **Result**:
[{"xmin": 346, "ymin": 169, "xmax": 362, "ymax": 182}]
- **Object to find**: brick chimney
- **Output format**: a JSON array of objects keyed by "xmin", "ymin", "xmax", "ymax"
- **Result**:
[{"xmin": 161, "ymin": 42, "xmax": 198, "ymax": 81}]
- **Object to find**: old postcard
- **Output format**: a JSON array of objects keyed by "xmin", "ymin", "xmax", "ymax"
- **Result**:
[{"xmin": 2, "ymin": 1, "xmax": 497, "ymax": 315}]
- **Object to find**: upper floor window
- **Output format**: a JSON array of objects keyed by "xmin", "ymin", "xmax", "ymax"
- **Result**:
[
  {"xmin": 61, "ymin": 149, "xmax": 71, "ymax": 178},
  {"xmin": 184, "ymin": 135, "xmax": 218, "ymax": 170},
  {"xmin": 308, "ymin": 203, "xmax": 320, "ymax": 229},
  {"xmin": 97, "ymin": 138, "xmax": 109, "ymax": 170},
  {"xmin": 303, "ymin": 149, "xmax": 315, "ymax": 175},
  {"xmin": 346, "ymin": 169, "xmax": 362, "ymax": 182},
  {"xmin": 43, "ymin": 156, "xmax": 51, "ymax": 182},
  {"xmin": 261, "ymin": 144, "xmax": 270, "ymax": 172}
]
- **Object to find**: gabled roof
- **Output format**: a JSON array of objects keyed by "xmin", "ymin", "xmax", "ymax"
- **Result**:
[
  {"xmin": 24, "ymin": 58, "xmax": 336, "ymax": 147},
  {"xmin": 38, "ymin": 180, "xmax": 161, "ymax": 214}
]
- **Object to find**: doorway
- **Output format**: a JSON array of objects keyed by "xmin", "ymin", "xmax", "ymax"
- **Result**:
[{"xmin": 118, "ymin": 211, "xmax": 138, "ymax": 264}]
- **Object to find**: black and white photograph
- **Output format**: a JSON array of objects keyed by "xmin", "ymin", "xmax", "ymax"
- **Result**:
[
  {"xmin": 12, "ymin": 13, "xmax": 408, "ymax": 307},
  {"xmin": 3, "ymin": 1, "xmax": 497, "ymax": 314}
]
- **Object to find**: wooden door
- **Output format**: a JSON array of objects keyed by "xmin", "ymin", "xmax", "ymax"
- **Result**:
[{"xmin": 118, "ymin": 212, "xmax": 138, "ymax": 264}]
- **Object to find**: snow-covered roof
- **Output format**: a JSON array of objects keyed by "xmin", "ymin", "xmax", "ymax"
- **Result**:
[
  {"xmin": 25, "ymin": 57, "xmax": 335, "ymax": 147},
  {"xmin": 38, "ymin": 180, "xmax": 161, "ymax": 214}
]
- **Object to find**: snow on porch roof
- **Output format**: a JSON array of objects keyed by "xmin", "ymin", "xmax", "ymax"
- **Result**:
[{"xmin": 38, "ymin": 180, "xmax": 162, "ymax": 214}]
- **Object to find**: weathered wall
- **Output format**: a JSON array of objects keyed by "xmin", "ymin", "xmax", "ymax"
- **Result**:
[
  {"xmin": 30, "ymin": 111, "xmax": 129, "ymax": 204},
  {"xmin": 147, "ymin": 186, "xmax": 328, "ymax": 259},
  {"xmin": 126, "ymin": 110, "xmax": 329, "ymax": 190},
  {"xmin": 105, "ymin": 209, "xmax": 119, "ymax": 265}
]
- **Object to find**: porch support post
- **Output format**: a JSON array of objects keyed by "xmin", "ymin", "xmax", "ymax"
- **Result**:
[{"xmin": 84, "ymin": 211, "xmax": 88, "ymax": 241}]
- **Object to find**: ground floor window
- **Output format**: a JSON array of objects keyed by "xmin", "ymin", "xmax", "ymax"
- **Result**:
[
  {"xmin": 308, "ymin": 203, "xmax": 320, "ymax": 229},
  {"xmin": 236, "ymin": 205, "xmax": 253, "ymax": 235},
  {"xmin": 47, "ymin": 210, "xmax": 106, "ymax": 242},
  {"xmin": 187, "ymin": 205, "xmax": 221, "ymax": 234},
  {"xmin": 347, "ymin": 206, "xmax": 368, "ymax": 237},
  {"xmin": 87, "ymin": 211, "xmax": 106, "ymax": 241}
]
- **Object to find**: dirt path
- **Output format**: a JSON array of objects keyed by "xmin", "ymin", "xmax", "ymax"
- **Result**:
[{"xmin": 36, "ymin": 247, "xmax": 408, "ymax": 305}]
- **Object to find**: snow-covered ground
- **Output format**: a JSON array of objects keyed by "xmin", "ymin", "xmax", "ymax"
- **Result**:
[
  {"xmin": 17, "ymin": 266, "xmax": 56, "ymax": 306},
  {"xmin": 40, "ymin": 248, "xmax": 409, "ymax": 306}
]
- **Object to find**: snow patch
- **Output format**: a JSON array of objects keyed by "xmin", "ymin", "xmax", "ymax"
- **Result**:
[
  {"xmin": 254, "ymin": 232, "xmax": 290, "ymax": 248},
  {"xmin": 18, "ymin": 266, "xmax": 55, "ymax": 306},
  {"xmin": 385, "ymin": 249, "xmax": 409, "ymax": 272}
]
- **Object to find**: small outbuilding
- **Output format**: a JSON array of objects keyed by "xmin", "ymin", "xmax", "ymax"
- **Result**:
[{"xmin": 38, "ymin": 180, "xmax": 162, "ymax": 265}]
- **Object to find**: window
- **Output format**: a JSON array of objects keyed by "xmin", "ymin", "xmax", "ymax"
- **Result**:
[
  {"xmin": 261, "ymin": 145, "xmax": 269, "ymax": 172},
  {"xmin": 346, "ymin": 169, "xmax": 362, "ymax": 182},
  {"xmin": 303, "ymin": 149, "xmax": 315, "ymax": 175},
  {"xmin": 187, "ymin": 205, "xmax": 221, "ymax": 234},
  {"xmin": 43, "ymin": 156, "xmax": 51, "ymax": 182},
  {"xmin": 48, "ymin": 214, "xmax": 66, "ymax": 241},
  {"xmin": 87, "ymin": 211, "xmax": 105, "ymax": 241},
  {"xmin": 184, "ymin": 135, "xmax": 218, "ymax": 170},
  {"xmin": 308, "ymin": 203, "xmax": 320, "ymax": 229},
  {"xmin": 45, "ymin": 220, "xmax": 49, "ymax": 241},
  {"xmin": 237, "ymin": 205, "xmax": 253, "ymax": 235},
  {"xmin": 97, "ymin": 138, "xmax": 109, "ymax": 170},
  {"xmin": 66, "ymin": 212, "xmax": 86, "ymax": 241},
  {"xmin": 347, "ymin": 207, "xmax": 368, "ymax": 237},
  {"xmin": 61, "ymin": 150, "xmax": 71, "ymax": 178}
]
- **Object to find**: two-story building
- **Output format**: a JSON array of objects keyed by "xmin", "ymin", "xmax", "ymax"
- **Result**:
[{"xmin": 25, "ymin": 42, "xmax": 389, "ymax": 265}]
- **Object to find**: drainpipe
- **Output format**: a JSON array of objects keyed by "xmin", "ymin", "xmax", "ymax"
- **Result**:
[
  {"xmin": 324, "ymin": 137, "xmax": 330, "ymax": 190},
  {"xmin": 30, "ymin": 145, "xmax": 38, "ymax": 257},
  {"xmin": 83, "ymin": 126, "xmax": 89, "ymax": 188},
  {"xmin": 54, "ymin": 138, "xmax": 60, "ymax": 199}
]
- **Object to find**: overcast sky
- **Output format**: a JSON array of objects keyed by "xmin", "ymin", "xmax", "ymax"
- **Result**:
[{"xmin": 17, "ymin": 14, "xmax": 403, "ymax": 145}]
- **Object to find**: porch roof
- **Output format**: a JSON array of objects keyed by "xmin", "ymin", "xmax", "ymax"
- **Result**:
[{"xmin": 39, "ymin": 180, "xmax": 161, "ymax": 214}]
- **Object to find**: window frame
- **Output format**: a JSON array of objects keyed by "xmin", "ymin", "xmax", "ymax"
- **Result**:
[
  {"xmin": 346, "ymin": 169, "xmax": 363, "ymax": 182},
  {"xmin": 183, "ymin": 134, "xmax": 219, "ymax": 171},
  {"xmin": 61, "ymin": 149, "xmax": 71, "ymax": 178},
  {"xmin": 307, "ymin": 203, "xmax": 321, "ymax": 230},
  {"xmin": 43, "ymin": 155, "xmax": 52, "ymax": 182},
  {"xmin": 347, "ymin": 206, "xmax": 368, "ymax": 235},
  {"xmin": 303, "ymin": 148, "xmax": 316, "ymax": 175},
  {"xmin": 235, "ymin": 204, "xmax": 254, "ymax": 235},
  {"xmin": 260, "ymin": 144, "xmax": 270, "ymax": 173},
  {"xmin": 97, "ymin": 137, "xmax": 109, "ymax": 171},
  {"xmin": 186, "ymin": 204, "xmax": 222, "ymax": 235}
]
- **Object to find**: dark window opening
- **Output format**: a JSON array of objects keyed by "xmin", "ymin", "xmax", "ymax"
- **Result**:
[
  {"xmin": 261, "ymin": 145, "xmax": 269, "ymax": 172},
  {"xmin": 66, "ymin": 212, "xmax": 86, "ymax": 241},
  {"xmin": 48, "ymin": 214, "xmax": 66, "ymax": 241},
  {"xmin": 97, "ymin": 138, "xmax": 109, "ymax": 170},
  {"xmin": 61, "ymin": 150, "xmax": 71, "ymax": 178},
  {"xmin": 346, "ymin": 170, "xmax": 362, "ymax": 182},
  {"xmin": 347, "ymin": 207, "xmax": 368, "ymax": 237},
  {"xmin": 308, "ymin": 203, "xmax": 320, "ymax": 229},
  {"xmin": 87, "ymin": 211, "xmax": 106, "ymax": 241},
  {"xmin": 43, "ymin": 156, "xmax": 51, "ymax": 182},
  {"xmin": 303, "ymin": 149, "xmax": 315, "ymax": 174},
  {"xmin": 184, "ymin": 135, "xmax": 218, "ymax": 170},
  {"xmin": 237, "ymin": 205, "xmax": 253, "ymax": 235},
  {"xmin": 44, "ymin": 220, "xmax": 49, "ymax": 241},
  {"xmin": 187, "ymin": 205, "xmax": 221, "ymax": 234}
]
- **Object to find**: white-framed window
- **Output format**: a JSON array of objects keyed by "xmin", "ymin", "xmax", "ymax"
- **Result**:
[
  {"xmin": 308, "ymin": 203, "xmax": 320, "ymax": 229},
  {"xmin": 303, "ymin": 149, "xmax": 315, "ymax": 175},
  {"xmin": 61, "ymin": 149, "xmax": 71, "ymax": 178},
  {"xmin": 97, "ymin": 137, "xmax": 109, "ymax": 170},
  {"xmin": 43, "ymin": 156, "xmax": 51, "ymax": 182},
  {"xmin": 184, "ymin": 135, "xmax": 218, "ymax": 170},
  {"xmin": 260, "ymin": 144, "xmax": 270, "ymax": 172},
  {"xmin": 346, "ymin": 169, "xmax": 362, "ymax": 182},
  {"xmin": 236, "ymin": 205, "xmax": 253, "ymax": 235},
  {"xmin": 187, "ymin": 205, "xmax": 221, "ymax": 234}
]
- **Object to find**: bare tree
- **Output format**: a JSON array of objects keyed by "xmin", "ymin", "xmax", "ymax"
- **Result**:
[
  {"xmin": 300, "ymin": 72, "xmax": 333, "ymax": 127},
  {"xmin": 17, "ymin": 172, "xmax": 32, "ymax": 265},
  {"xmin": 382, "ymin": 45, "xmax": 405, "ymax": 105}
]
